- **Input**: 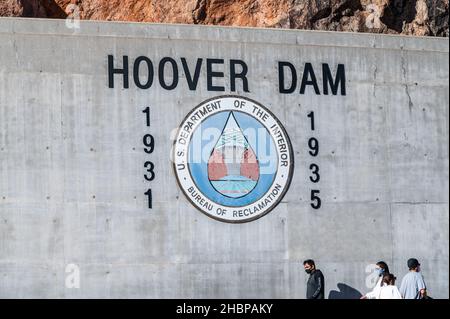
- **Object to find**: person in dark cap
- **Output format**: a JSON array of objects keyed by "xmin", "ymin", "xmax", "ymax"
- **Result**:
[
  {"xmin": 399, "ymin": 258, "xmax": 427, "ymax": 299},
  {"xmin": 303, "ymin": 259, "xmax": 325, "ymax": 299}
]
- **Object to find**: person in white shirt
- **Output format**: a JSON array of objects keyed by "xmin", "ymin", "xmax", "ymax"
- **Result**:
[
  {"xmin": 378, "ymin": 274, "xmax": 402, "ymax": 299},
  {"xmin": 361, "ymin": 261, "xmax": 390, "ymax": 299}
]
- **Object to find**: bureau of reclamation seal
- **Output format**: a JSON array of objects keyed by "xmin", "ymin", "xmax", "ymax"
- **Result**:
[{"xmin": 173, "ymin": 96, "xmax": 293, "ymax": 222}]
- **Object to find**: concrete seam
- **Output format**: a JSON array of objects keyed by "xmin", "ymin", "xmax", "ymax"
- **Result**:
[{"xmin": 0, "ymin": 32, "xmax": 448, "ymax": 54}]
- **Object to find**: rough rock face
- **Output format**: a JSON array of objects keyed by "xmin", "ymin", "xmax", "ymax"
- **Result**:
[
  {"xmin": 1, "ymin": 0, "xmax": 448, "ymax": 37},
  {"xmin": 0, "ymin": 0, "xmax": 23, "ymax": 16}
]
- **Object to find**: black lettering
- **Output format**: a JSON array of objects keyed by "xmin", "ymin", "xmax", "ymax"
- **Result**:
[
  {"xmin": 144, "ymin": 161, "xmax": 155, "ymax": 181},
  {"xmin": 133, "ymin": 56, "xmax": 153, "ymax": 89},
  {"xmin": 181, "ymin": 58, "xmax": 203, "ymax": 91},
  {"xmin": 300, "ymin": 63, "xmax": 320, "ymax": 95},
  {"xmin": 108, "ymin": 55, "xmax": 129, "ymax": 89},
  {"xmin": 323, "ymin": 63, "xmax": 346, "ymax": 96},
  {"xmin": 309, "ymin": 163, "xmax": 320, "ymax": 183},
  {"xmin": 145, "ymin": 189, "xmax": 152, "ymax": 209},
  {"xmin": 311, "ymin": 190, "xmax": 321, "ymax": 209},
  {"xmin": 230, "ymin": 59, "xmax": 249, "ymax": 92},
  {"xmin": 308, "ymin": 137, "xmax": 319, "ymax": 157},
  {"xmin": 159, "ymin": 57, "xmax": 179, "ymax": 90},
  {"xmin": 207, "ymin": 58, "xmax": 225, "ymax": 92},
  {"xmin": 278, "ymin": 61, "xmax": 297, "ymax": 94}
]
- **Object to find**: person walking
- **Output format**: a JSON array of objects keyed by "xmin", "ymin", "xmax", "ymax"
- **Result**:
[
  {"xmin": 399, "ymin": 258, "xmax": 427, "ymax": 299},
  {"xmin": 378, "ymin": 274, "xmax": 402, "ymax": 299},
  {"xmin": 303, "ymin": 259, "xmax": 325, "ymax": 299},
  {"xmin": 361, "ymin": 261, "xmax": 390, "ymax": 299}
]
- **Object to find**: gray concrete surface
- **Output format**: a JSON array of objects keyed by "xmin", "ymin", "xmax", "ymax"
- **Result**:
[{"xmin": 0, "ymin": 17, "xmax": 448, "ymax": 298}]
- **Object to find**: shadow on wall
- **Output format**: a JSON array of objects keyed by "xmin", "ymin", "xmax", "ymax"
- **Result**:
[{"xmin": 328, "ymin": 283, "xmax": 363, "ymax": 299}]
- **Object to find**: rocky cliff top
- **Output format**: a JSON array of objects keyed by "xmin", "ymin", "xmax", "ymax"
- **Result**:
[{"xmin": 1, "ymin": 0, "xmax": 448, "ymax": 37}]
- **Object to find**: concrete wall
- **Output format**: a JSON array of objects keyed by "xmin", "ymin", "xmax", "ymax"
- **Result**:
[{"xmin": 0, "ymin": 17, "xmax": 448, "ymax": 299}]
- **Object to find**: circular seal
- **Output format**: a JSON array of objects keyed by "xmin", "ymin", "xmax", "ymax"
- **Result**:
[{"xmin": 173, "ymin": 96, "xmax": 294, "ymax": 223}]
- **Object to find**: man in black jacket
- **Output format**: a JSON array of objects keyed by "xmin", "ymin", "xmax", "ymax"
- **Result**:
[{"xmin": 303, "ymin": 259, "xmax": 325, "ymax": 299}]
